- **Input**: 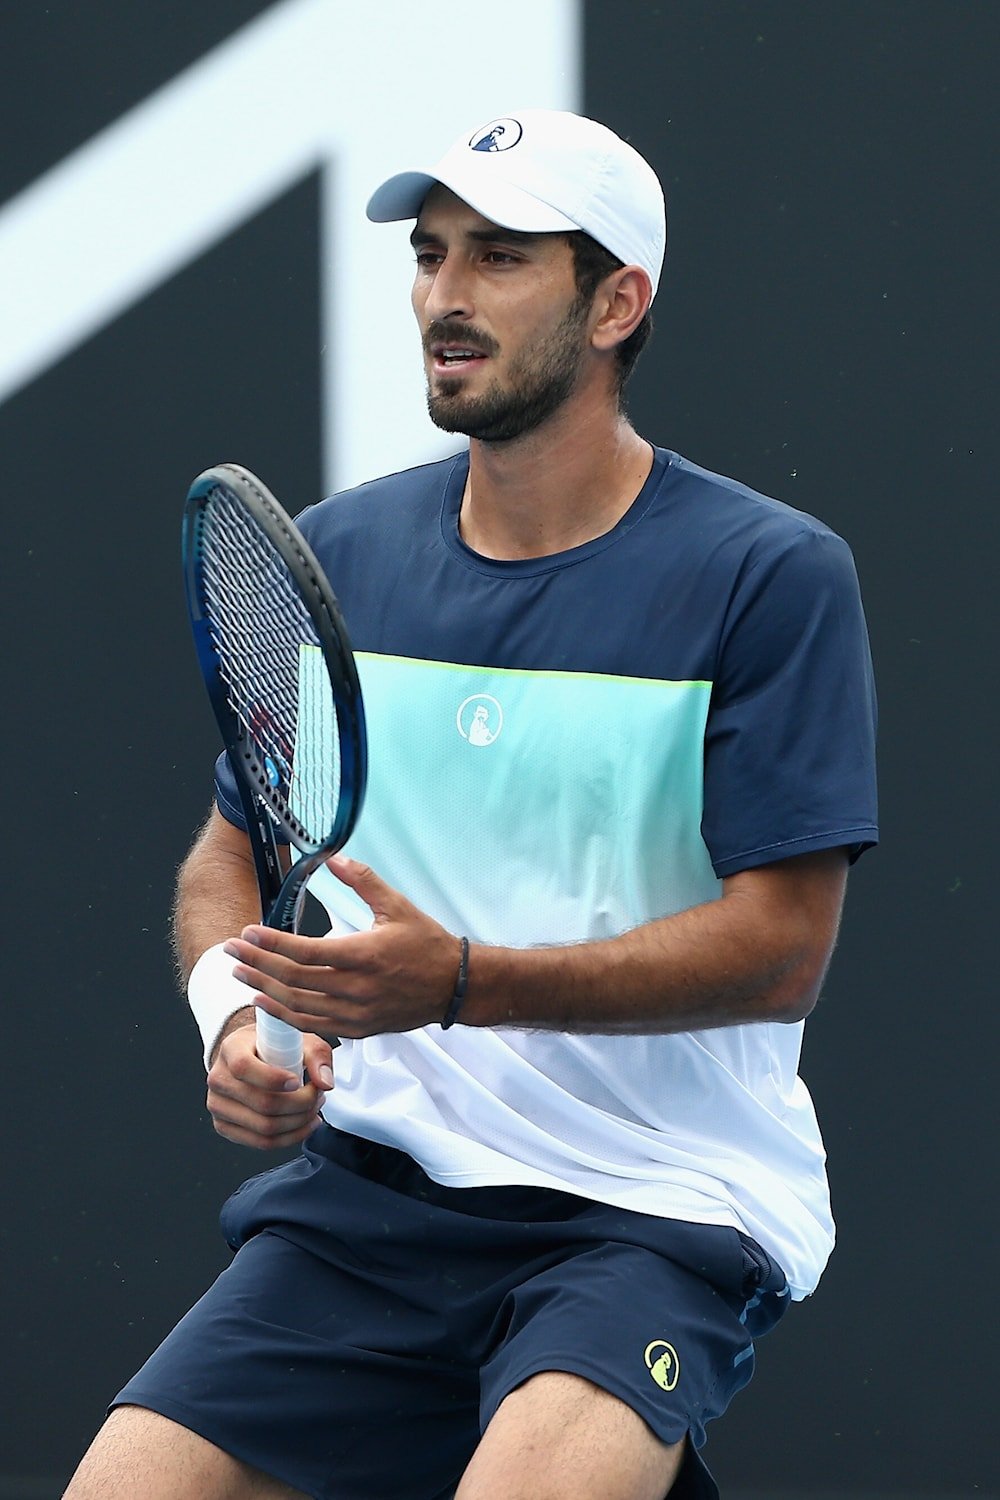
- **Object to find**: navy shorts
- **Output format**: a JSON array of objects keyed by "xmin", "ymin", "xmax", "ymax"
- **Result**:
[{"xmin": 115, "ymin": 1126, "xmax": 788, "ymax": 1499}]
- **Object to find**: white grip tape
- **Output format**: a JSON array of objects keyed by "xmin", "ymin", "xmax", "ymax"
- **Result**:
[
  {"xmin": 187, "ymin": 942, "xmax": 254, "ymax": 1071},
  {"xmin": 255, "ymin": 1008, "xmax": 304, "ymax": 1074},
  {"xmin": 253, "ymin": 909, "xmax": 357, "ymax": 1074}
]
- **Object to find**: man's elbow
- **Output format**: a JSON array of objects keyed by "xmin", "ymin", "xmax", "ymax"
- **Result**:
[{"xmin": 765, "ymin": 944, "xmax": 834, "ymax": 1024}]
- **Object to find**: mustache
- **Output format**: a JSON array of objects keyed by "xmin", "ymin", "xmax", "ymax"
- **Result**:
[{"xmin": 423, "ymin": 320, "xmax": 500, "ymax": 358}]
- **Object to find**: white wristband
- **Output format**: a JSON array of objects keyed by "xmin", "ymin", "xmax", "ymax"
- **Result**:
[{"xmin": 187, "ymin": 942, "xmax": 254, "ymax": 1070}]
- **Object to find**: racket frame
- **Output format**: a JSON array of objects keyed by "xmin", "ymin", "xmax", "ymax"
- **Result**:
[{"xmin": 182, "ymin": 462, "xmax": 367, "ymax": 1066}]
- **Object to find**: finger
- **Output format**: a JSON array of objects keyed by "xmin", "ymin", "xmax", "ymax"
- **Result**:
[
  {"xmin": 208, "ymin": 1084, "xmax": 319, "ymax": 1128},
  {"xmin": 225, "ymin": 928, "xmax": 368, "ymax": 974},
  {"xmin": 207, "ymin": 1075, "xmax": 325, "ymax": 1144},
  {"xmin": 208, "ymin": 1069, "xmax": 321, "ymax": 1116},
  {"xmin": 210, "ymin": 1102, "xmax": 324, "ymax": 1151},
  {"xmin": 224, "ymin": 951, "xmax": 375, "ymax": 1019},
  {"xmin": 303, "ymin": 1034, "xmax": 336, "ymax": 1092},
  {"xmin": 225, "ymin": 963, "xmax": 334, "ymax": 1019},
  {"xmin": 223, "ymin": 1009, "xmax": 337, "ymax": 1092},
  {"xmin": 326, "ymin": 853, "xmax": 410, "ymax": 923},
  {"xmin": 212, "ymin": 1033, "xmax": 324, "ymax": 1102},
  {"xmin": 218, "ymin": 1032, "xmax": 308, "ymax": 1094}
]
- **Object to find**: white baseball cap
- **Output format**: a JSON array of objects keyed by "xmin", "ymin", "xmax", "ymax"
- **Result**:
[{"xmin": 366, "ymin": 109, "xmax": 667, "ymax": 300}]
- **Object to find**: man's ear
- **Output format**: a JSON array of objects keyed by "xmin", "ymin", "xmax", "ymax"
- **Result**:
[{"xmin": 589, "ymin": 266, "xmax": 652, "ymax": 353}]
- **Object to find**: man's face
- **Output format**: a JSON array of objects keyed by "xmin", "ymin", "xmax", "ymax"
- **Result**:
[{"xmin": 410, "ymin": 186, "xmax": 594, "ymax": 442}]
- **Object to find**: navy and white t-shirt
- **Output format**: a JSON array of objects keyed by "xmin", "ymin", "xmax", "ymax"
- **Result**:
[{"xmin": 213, "ymin": 446, "xmax": 878, "ymax": 1298}]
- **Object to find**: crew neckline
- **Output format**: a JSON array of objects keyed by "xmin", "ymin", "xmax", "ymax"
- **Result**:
[{"xmin": 438, "ymin": 446, "xmax": 673, "ymax": 577}]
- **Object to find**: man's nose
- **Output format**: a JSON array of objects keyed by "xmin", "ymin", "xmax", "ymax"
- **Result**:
[{"xmin": 423, "ymin": 255, "xmax": 475, "ymax": 323}]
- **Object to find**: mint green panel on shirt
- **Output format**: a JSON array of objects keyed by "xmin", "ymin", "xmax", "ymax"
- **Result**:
[{"xmin": 311, "ymin": 652, "xmax": 719, "ymax": 946}]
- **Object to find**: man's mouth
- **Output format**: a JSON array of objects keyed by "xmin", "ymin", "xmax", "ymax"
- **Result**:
[
  {"xmin": 431, "ymin": 344, "xmax": 489, "ymax": 367},
  {"xmin": 425, "ymin": 322, "xmax": 498, "ymax": 373}
]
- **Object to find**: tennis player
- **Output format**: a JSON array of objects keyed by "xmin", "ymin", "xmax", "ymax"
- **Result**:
[{"xmin": 65, "ymin": 110, "xmax": 877, "ymax": 1500}]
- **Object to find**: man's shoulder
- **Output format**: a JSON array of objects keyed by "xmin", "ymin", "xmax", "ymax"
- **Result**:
[
  {"xmin": 296, "ymin": 452, "xmax": 466, "ymax": 543},
  {"xmin": 659, "ymin": 448, "xmax": 842, "ymax": 548}
]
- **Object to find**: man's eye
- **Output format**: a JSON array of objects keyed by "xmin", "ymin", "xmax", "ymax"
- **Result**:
[{"xmin": 414, "ymin": 250, "xmax": 443, "ymax": 267}]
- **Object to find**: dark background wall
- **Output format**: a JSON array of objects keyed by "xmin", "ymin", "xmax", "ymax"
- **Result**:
[{"xmin": 1, "ymin": 3, "xmax": 995, "ymax": 1496}]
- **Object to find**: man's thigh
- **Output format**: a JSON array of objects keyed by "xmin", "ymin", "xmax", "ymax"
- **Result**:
[
  {"xmin": 457, "ymin": 1371, "xmax": 684, "ymax": 1500},
  {"xmin": 64, "ymin": 1406, "xmax": 308, "ymax": 1500},
  {"xmin": 471, "ymin": 1229, "xmax": 784, "ymax": 1500}
]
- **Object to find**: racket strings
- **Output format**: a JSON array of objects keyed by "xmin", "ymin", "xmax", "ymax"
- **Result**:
[{"xmin": 199, "ymin": 490, "xmax": 343, "ymax": 845}]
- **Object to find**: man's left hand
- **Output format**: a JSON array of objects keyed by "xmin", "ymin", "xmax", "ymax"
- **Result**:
[{"xmin": 222, "ymin": 854, "xmax": 463, "ymax": 1042}]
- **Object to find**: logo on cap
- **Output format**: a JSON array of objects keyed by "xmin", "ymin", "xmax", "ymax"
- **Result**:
[{"xmin": 469, "ymin": 118, "xmax": 523, "ymax": 153}]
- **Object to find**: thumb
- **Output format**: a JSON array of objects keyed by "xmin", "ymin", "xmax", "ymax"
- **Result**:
[
  {"xmin": 326, "ymin": 853, "xmax": 405, "ymax": 921},
  {"xmin": 302, "ymin": 1033, "xmax": 335, "ymax": 1092}
]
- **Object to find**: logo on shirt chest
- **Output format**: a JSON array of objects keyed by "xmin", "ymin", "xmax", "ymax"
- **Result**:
[{"xmin": 456, "ymin": 694, "xmax": 504, "ymax": 746}]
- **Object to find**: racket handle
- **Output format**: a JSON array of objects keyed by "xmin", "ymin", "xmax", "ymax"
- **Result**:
[
  {"xmin": 254, "ymin": 908, "xmax": 355, "ymax": 1073},
  {"xmin": 255, "ymin": 1010, "xmax": 304, "ymax": 1075}
]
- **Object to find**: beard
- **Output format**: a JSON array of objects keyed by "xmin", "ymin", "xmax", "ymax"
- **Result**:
[{"xmin": 424, "ymin": 293, "xmax": 591, "ymax": 443}]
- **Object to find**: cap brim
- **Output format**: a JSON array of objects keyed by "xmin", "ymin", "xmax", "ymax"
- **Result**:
[
  {"xmin": 366, "ymin": 167, "xmax": 578, "ymax": 235},
  {"xmin": 366, "ymin": 171, "xmax": 438, "ymax": 222}
]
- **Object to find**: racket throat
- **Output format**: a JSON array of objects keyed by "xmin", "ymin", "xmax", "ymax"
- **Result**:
[{"xmin": 265, "ymin": 852, "xmax": 326, "ymax": 933}]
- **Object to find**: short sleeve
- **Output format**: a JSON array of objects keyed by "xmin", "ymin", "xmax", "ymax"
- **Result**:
[
  {"xmin": 213, "ymin": 751, "xmax": 290, "ymax": 844},
  {"xmin": 702, "ymin": 525, "xmax": 878, "ymax": 877}
]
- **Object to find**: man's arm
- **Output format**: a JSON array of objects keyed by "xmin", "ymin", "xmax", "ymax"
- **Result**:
[
  {"xmin": 469, "ymin": 846, "xmax": 848, "ymax": 1032},
  {"xmin": 222, "ymin": 845, "xmax": 849, "ymax": 1042},
  {"xmin": 175, "ymin": 808, "xmax": 334, "ymax": 1148},
  {"xmin": 173, "ymin": 807, "xmax": 269, "ymax": 987}
]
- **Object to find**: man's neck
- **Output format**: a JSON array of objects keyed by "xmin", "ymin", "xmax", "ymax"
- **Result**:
[{"xmin": 458, "ymin": 391, "xmax": 654, "ymax": 561}]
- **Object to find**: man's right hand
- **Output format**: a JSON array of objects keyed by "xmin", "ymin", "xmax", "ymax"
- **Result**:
[{"xmin": 206, "ymin": 1012, "xmax": 335, "ymax": 1149}]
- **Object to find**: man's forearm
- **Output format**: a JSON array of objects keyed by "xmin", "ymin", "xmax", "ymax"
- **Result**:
[
  {"xmin": 460, "ymin": 850, "xmax": 848, "ymax": 1035},
  {"xmin": 219, "ymin": 848, "xmax": 849, "ymax": 1044},
  {"xmin": 172, "ymin": 809, "xmax": 268, "ymax": 984}
]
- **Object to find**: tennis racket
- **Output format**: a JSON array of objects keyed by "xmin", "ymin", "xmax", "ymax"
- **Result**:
[{"xmin": 182, "ymin": 462, "xmax": 367, "ymax": 1075}]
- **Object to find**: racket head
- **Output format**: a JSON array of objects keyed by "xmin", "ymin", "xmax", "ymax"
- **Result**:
[{"xmin": 182, "ymin": 463, "xmax": 367, "ymax": 861}]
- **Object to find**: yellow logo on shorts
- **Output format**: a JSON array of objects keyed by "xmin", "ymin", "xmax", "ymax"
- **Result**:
[{"xmin": 644, "ymin": 1340, "xmax": 680, "ymax": 1392}]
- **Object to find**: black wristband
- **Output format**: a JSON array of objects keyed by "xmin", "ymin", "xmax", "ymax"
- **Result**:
[{"xmin": 441, "ymin": 936, "xmax": 470, "ymax": 1030}]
